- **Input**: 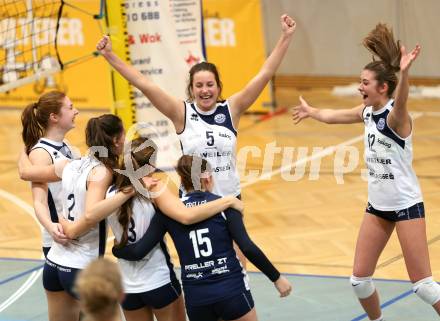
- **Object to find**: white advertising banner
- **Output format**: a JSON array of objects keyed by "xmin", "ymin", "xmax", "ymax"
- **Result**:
[{"xmin": 124, "ymin": 0, "xmax": 204, "ymax": 169}]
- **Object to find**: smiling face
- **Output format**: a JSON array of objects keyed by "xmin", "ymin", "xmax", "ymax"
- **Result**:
[
  {"xmin": 358, "ymin": 69, "xmax": 389, "ymax": 108},
  {"xmin": 53, "ymin": 96, "xmax": 79, "ymax": 132},
  {"xmin": 191, "ymin": 70, "xmax": 220, "ymax": 111}
]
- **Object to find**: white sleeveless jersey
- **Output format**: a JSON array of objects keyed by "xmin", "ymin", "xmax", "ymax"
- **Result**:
[
  {"xmin": 31, "ymin": 138, "xmax": 73, "ymax": 247},
  {"xmin": 106, "ymin": 186, "xmax": 174, "ymax": 293},
  {"xmin": 178, "ymin": 101, "xmax": 240, "ymax": 196},
  {"xmin": 47, "ymin": 156, "xmax": 107, "ymax": 269},
  {"xmin": 362, "ymin": 99, "xmax": 422, "ymax": 210}
]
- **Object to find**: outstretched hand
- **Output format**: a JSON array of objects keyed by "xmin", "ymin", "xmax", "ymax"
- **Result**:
[
  {"xmin": 96, "ymin": 35, "xmax": 112, "ymax": 55},
  {"xmin": 400, "ymin": 44, "xmax": 421, "ymax": 72},
  {"xmin": 280, "ymin": 14, "xmax": 296, "ymax": 36},
  {"xmin": 292, "ymin": 96, "xmax": 312, "ymax": 124}
]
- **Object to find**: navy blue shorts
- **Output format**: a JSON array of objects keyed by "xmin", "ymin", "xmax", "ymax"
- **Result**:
[
  {"xmin": 43, "ymin": 259, "xmax": 80, "ymax": 299},
  {"xmin": 186, "ymin": 290, "xmax": 254, "ymax": 321},
  {"xmin": 122, "ymin": 277, "xmax": 182, "ymax": 310},
  {"xmin": 366, "ymin": 202, "xmax": 425, "ymax": 222}
]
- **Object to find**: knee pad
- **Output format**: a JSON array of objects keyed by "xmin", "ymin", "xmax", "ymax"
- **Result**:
[
  {"xmin": 350, "ymin": 275, "xmax": 375, "ymax": 299},
  {"xmin": 412, "ymin": 276, "xmax": 440, "ymax": 305}
]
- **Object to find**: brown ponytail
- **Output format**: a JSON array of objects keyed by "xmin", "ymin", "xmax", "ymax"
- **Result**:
[
  {"xmin": 85, "ymin": 114, "xmax": 124, "ymax": 171},
  {"xmin": 114, "ymin": 136, "xmax": 157, "ymax": 248},
  {"xmin": 363, "ymin": 23, "xmax": 402, "ymax": 97},
  {"xmin": 21, "ymin": 91, "xmax": 66, "ymax": 154},
  {"xmin": 176, "ymin": 155, "xmax": 211, "ymax": 192}
]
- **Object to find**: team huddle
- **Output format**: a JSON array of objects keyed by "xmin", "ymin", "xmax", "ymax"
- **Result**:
[{"xmin": 19, "ymin": 13, "xmax": 440, "ymax": 321}]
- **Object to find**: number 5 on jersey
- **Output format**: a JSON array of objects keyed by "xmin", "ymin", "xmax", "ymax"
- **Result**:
[
  {"xmin": 206, "ymin": 131, "xmax": 214, "ymax": 146},
  {"xmin": 189, "ymin": 228, "xmax": 213, "ymax": 258}
]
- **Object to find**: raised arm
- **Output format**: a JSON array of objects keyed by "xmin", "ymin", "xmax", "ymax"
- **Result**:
[
  {"xmin": 226, "ymin": 209, "xmax": 292, "ymax": 297},
  {"xmin": 292, "ymin": 96, "xmax": 365, "ymax": 125},
  {"xmin": 18, "ymin": 148, "xmax": 67, "ymax": 182},
  {"xmin": 148, "ymin": 180, "xmax": 243, "ymax": 225},
  {"xmin": 229, "ymin": 14, "xmax": 296, "ymax": 122},
  {"xmin": 388, "ymin": 44, "xmax": 421, "ymax": 138},
  {"xmin": 97, "ymin": 36, "xmax": 184, "ymax": 129},
  {"xmin": 112, "ymin": 213, "xmax": 166, "ymax": 261}
]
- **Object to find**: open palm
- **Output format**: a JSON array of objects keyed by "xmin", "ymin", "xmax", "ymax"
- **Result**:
[
  {"xmin": 292, "ymin": 96, "xmax": 311, "ymax": 124},
  {"xmin": 400, "ymin": 44, "xmax": 421, "ymax": 72}
]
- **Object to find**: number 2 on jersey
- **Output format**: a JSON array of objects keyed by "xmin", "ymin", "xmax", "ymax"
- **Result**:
[
  {"xmin": 189, "ymin": 228, "xmax": 213, "ymax": 258},
  {"xmin": 67, "ymin": 194, "xmax": 75, "ymax": 221}
]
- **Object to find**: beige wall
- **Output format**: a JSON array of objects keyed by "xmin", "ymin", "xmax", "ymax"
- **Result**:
[{"xmin": 262, "ymin": 0, "xmax": 440, "ymax": 77}]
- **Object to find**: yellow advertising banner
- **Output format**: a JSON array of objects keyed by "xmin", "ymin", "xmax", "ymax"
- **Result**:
[
  {"xmin": 0, "ymin": 1, "xmax": 112, "ymax": 109},
  {"xmin": 203, "ymin": 0, "xmax": 272, "ymax": 113}
]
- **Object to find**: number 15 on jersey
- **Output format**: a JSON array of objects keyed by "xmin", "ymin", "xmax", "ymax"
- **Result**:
[{"xmin": 189, "ymin": 228, "xmax": 213, "ymax": 258}]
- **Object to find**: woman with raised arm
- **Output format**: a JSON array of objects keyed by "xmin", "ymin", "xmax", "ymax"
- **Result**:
[
  {"xmin": 97, "ymin": 14, "xmax": 295, "ymax": 198},
  {"xmin": 113, "ymin": 154, "xmax": 292, "ymax": 321},
  {"xmin": 20, "ymin": 91, "xmax": 78, "ymax": 321},
  {"xmin": 98, "ymin": 14, "xmax": 295, "ymax": 267},
  {"xmin": 292, "ymin": 24, "xmax": 439, "ymax": 320}
]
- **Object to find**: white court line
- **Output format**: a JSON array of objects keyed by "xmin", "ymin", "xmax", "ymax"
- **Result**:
[
  {"xmin": 242, "ymin": 112, "xmax": 423, "ymax": 188},
  {"xmin": 0, "ymin": 189, "xmax": 43, "ymax": 312},
  {"xmin": 0, "ymin": 269, "xmax": 42, "ymax": 313},
  {"xmin": 0, "ymin": 111, "xmax": 429, "ymax": 311},
  {"xmin": 0, "ymin": 186, "xmax": 115, "ymax": 314},
  {"xmin": 422, "ymin": 111, "xmax": 440, "ymax": 117}
]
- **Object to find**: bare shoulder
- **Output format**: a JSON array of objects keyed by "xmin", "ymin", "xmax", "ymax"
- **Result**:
[
  {"xmin": 88, "ymin": 164, "xmax": 113, "ymax": 185},
  {"xmin": 29, "ymin": 148, "xmax": 52, "ymax": 165},
  {"xmin": 353, "ymin": 103, "xmax": 367, "ymax": 119}
]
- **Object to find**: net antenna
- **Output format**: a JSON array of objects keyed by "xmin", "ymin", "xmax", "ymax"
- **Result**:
[{"xmin": 0, "ymin": 0, "xmax": 105, "ymax": 93}]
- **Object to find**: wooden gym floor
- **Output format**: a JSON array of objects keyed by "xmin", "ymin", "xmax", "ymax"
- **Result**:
[{"xmin": 0, "ymin": 88, "xmax": 439, "ymax": 320}]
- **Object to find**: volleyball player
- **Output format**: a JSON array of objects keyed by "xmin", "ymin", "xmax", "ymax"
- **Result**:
[
  {"xmin": 97, "ymin": 13, "xmax": 296, "ymax": 267},
  {"xmin": 20, "ymin": 114, "xmax": 243, "ymax": 321},
  {"xmin": 113, "ymin": 153, "xmax": 292, "ymax": 321},
  {"xmin": 20, "ymin": 91, "xmax": 79, "ymax": 321},
  {"xmin": 292, "ymin": 23, "xmax": 440, "ymax": 320}
]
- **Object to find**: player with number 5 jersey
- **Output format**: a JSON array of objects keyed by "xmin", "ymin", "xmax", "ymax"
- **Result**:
[{"xmin": 97, "ymin": 14, "xmax": 296, "ymax": 198}]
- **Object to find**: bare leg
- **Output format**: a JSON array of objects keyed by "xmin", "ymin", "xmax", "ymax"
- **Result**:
[
  {"xmin": 352, "ymin": 214, "xmax": 395, "ymax": 320},
  {"xmin": 153, "ymin": 295, "xmax": 186, "ymax": 321},
  {"xmin": 396, "ymin": 218, "xmax": 440, "ymax": 315},
  {"xmin": 46, "ymin": 290, "xmax": 80, "ymax": 321},
  {"xmin": 232, "ymin": 307, "xmax": 258, "ymax": 321},
  {"xmin": 123, "ymin": 306, "xmax": 154, "ymax": 321}
]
